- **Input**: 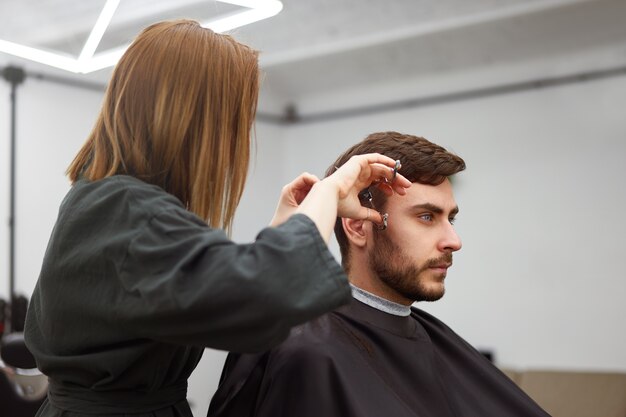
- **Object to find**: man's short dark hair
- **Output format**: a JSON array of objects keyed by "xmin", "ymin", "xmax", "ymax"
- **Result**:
[{"xmin": 324, "ymin": 131, "xmax": 466, "ymax": 271}]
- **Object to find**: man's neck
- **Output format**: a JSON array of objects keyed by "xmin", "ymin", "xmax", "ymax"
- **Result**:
[
  {"xmin": 348, "ymin": 270, "xmax": 413, "ymax": 306},
  {"xmin": 350, "ymin": 284, "xmax": 412, "ymax": 317}
]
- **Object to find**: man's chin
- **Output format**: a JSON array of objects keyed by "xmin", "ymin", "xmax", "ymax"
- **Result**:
[{"xmin": 413, "ymin": 283, "xmax": 445, "ymax": 302}]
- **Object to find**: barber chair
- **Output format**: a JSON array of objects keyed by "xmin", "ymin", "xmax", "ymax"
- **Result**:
[{"xmin": 1, "ymin": 332, "xmax": 47, "ymax": 417}]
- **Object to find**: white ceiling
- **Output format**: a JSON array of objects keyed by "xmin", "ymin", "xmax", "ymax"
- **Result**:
[{"xmin": 1, "ymin": 0, "xmax": 626, "ymax": 112}]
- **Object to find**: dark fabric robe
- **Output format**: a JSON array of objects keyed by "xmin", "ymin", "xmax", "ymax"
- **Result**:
[
  {"xmin": 208, "ymin": 297, "xmax": 551, "ymax": 417},
  {"xmin": 24, "ymin": 175, "xmax": 351, "ymax": 417}
]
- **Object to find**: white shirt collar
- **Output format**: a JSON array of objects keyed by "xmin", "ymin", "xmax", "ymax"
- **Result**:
[{"xmin": 350, "ymin": 284, "xmax": 411, "ymax": 317}]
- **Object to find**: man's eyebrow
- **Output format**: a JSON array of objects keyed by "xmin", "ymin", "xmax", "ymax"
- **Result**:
[{"xmin": 410, "ymin": 203, "xmax": 459, "ymax": 216}]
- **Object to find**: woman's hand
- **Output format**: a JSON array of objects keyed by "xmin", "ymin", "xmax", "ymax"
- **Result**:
[
  {"xmin": 270, "ymin": 173, "xmax": 320, "ymax": 227},
  {"xmin": 323, "ymin": 153, "xmax": 411, "ymax": 224},
  {"xmin": 292, "ymin": 153, "xmax": 411, "ymax": 242}
]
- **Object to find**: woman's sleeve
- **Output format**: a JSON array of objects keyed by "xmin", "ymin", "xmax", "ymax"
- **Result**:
[{"xmin": 116, "ymin": 210, "xmax": 351, "ymax": 352}]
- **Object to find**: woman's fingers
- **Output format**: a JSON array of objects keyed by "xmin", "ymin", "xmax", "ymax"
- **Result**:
[
  {"xmin": 331, "ymin": 153, "xmax": 412, "ymax": 220},
  {"xmin": 374, "ymin": 182, "xmax": 395, "ymax": 196},
  {"xmin": 294, "ymin": 172, "xmax": 320, "ymax": 187},
  {"xmin": 354, "ymin": 152, "xmax": 397, "ymax": 168},
  {"xmin": 358, "ymin": 161, "xmax": 411, "ymax": 193},
  {"xmin": 286, "ymin": 172, "xmax": 319, "ymax": 191},
  {"xmin": 362, "ymin": 206, "xmax": 384, "ymax": 224},
  {"xmin": 271, "ymin": 173, "xmax": 321, "ymax": 227},
  {"xmin": 287, "ymin": 173, "xmax": 320, "ymax": 204}
]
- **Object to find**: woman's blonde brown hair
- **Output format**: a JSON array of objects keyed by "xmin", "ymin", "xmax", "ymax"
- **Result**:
[{"xmin": 67, "ymin": 19, "xmax": 259, "ymax": 233}]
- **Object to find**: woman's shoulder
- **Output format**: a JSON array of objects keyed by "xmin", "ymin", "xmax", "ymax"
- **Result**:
[
  {"xmin": 83, "ymin": 174, "xmax": 179, "ymax": 202},
  {"xmin": 66, "ymin": 175, "xmax": 186, "ymax": 220}
]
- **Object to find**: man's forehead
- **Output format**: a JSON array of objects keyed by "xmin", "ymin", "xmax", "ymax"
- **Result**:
[{"xmin": 389, "ymin": 180, "xmax": 458, "ymax": 211}]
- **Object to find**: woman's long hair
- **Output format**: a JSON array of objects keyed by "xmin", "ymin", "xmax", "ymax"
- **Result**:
[{"xmin": 67, "ymin": 20, "xmax": 259, "ymax": 233}]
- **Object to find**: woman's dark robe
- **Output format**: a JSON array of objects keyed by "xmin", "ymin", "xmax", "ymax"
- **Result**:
[{"xmin": 25, "ymin": 175, "xmax": 350, "ymax": 417}]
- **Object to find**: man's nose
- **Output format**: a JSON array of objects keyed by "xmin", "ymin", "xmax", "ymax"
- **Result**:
[{"xmin": 440, "ymin": 223, "xmax": 462, "ymax": 252}]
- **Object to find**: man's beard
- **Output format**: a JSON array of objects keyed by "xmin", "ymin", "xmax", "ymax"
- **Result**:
[{"xmin": 369, "ymin": 231, "xmax": 452, "ymax": 302}]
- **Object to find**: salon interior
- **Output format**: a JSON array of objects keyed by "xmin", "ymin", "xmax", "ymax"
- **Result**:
[{"xmin": 1, "ymin": 1, "xmax": 625, "ymax": 416}]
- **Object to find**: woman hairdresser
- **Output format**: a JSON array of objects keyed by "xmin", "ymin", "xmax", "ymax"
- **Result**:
[{"xmin": 24, "ymin": 19, "xmax": 410, "ymax": 417}]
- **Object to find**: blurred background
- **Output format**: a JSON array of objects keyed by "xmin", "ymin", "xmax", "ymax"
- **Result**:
[{"xmin": 1, "ymin": 0, "xmax": 625, "ymax": 415}]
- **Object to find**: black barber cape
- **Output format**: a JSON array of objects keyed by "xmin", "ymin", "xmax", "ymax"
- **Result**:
[
  {"xmin": 24, "ymin": 175, "xmax": 351, "ymax": 417},
  {"xmin": 208, "ymin": 297, "xmax": 550, "ymax": 417}
]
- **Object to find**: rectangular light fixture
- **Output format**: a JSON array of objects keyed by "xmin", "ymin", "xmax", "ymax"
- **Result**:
[{"xmin": 0, "ymin": 0, "xmax": 283, "ymax": 74}]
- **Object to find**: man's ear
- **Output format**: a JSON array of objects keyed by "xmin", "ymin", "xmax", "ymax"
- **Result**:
[{"xmin": 342, "ymin": 217, "xmax": 369, "ymax": 248}]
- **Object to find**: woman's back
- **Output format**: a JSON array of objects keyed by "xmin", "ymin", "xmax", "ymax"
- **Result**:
[
  {"xmin": 26, "ymin": 175, "xmax": 351, "ymax": 416},
  {"xmin": 26, "ymin": 176, "xmax": 206, "ymax": 416}
]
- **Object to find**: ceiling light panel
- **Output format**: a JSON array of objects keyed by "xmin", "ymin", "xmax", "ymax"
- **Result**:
[
  {"xmin": 0, "ymin": 0, "xmax": 283, "ymax": 73},
  {"xmin": 95, "ymin": 0, "xmax": 242, "ymax": 54},
  {"xmin": 0, "ymin": 0, "xmax": 106, "ymax": 57}
]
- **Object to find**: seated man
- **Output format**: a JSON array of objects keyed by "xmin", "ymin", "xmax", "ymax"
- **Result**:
[{"xmin": 207, "ymin": 131, "xmax": 549, "ymax": 417}]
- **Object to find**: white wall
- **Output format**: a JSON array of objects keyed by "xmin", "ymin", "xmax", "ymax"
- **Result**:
[
  {"xmin": 0, "ymin": 76, "xmax": 104, "ymax": 302},
  {"xmin": 2, "ymin": 57, "xmax": 625, "ymax": 417}
]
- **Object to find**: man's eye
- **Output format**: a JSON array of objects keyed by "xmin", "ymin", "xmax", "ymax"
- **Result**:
[
  {"xmin": 449, "ymin": 217, "xmax": 457, "ymax": 225},
  {"xmin": 419, "ymin": 214, "xmax": 433, "ymax": 222}
]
